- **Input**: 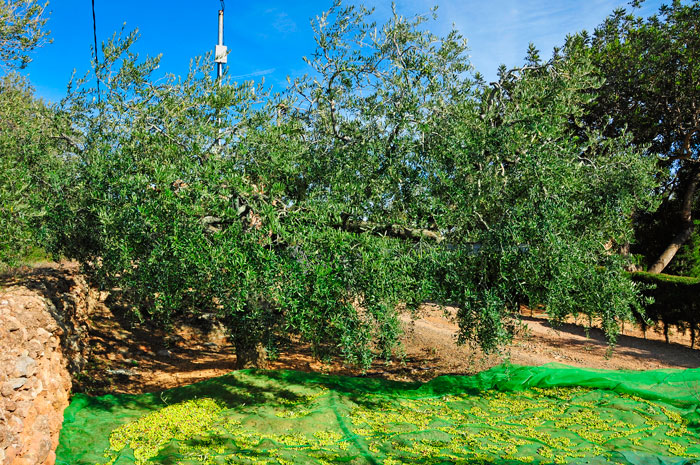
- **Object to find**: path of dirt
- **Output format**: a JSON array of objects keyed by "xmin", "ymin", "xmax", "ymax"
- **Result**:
[
  {"xmin": 399, "ymin": 305, "xmax": 700, "ymax": 377},
  {"xmin": 7, "ymin": 262, "xmax": 699, "ymax": 395}
]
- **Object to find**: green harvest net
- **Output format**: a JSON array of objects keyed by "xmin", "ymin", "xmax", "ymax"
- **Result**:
[{"xmin": 56, "ymin": 363, "xmax": 700, "ymax": 465}]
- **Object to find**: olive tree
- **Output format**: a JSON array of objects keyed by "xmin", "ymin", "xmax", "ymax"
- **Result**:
[
  {"xmin": 48, "ymin": 2, "xmax": 658, "ymax": 367},
  {"xmin": 422, "ymin": 50, "xmax": 658, "ymax": 349},
  {"xmin": 283, "ymin": 4, "xmax": 658, "ymax": 351},
  {"xmin": 0, "ymin": 0, "xmax": 61, "ymax": 268},
  {"xmin": 46, "ymin": 23, "xmax": 433, "ymax": 368}
]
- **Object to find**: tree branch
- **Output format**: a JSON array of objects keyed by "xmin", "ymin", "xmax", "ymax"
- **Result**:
[{"xmin": 338, "ymin": 215, "xmax": 443, "ymax": 243}]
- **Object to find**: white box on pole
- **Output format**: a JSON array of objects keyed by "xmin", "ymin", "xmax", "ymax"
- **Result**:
[{"xmin": 215, "ymin": 45, "xmax": 228, "ymax": 63}]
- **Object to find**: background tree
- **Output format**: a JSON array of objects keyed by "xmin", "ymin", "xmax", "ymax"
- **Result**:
[
  {"xmin": 0, "ymin": 0, "xmax": 62, "ymax": 269},
  {"xmin": 47, "ymin": 3, "xmax": 658, "ymax": 367},
  {"xmin": 571, "ymin": 0, "xmax": 700, "ymax": 273},
  {"xmin": 0, "ymin": 74, "xmax": 63, "ymax": 268}
]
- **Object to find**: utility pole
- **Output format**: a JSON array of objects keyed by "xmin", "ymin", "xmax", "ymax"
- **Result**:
[
  {"xmin": 215, "ymin": 1, "xmax": 227, "ymax": 147},
  {"xmin": 215, "ymin": 2, "xmax": 227, "ymax": 85}
]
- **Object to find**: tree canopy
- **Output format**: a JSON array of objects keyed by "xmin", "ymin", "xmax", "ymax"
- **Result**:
[
  {"xmin": 0, "ymin": 0, "xmax": 61, "ymax": 268},
  {"xmin": 570, "ymin": 0, "xmax": 700, "ymax": 273},
  {"xmin": 0, "ymin": 0, "xmax": 50, "ymax": 70},
  {"xmin": 41, "ymin": 2, "xmax": 659, "ymax": 368}
]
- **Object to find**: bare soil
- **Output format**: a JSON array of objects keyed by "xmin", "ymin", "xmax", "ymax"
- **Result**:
[
  {"xmin": 398, "ymin": 305, "xmax": 700, "ymax": 377},
  {"xmin": 6, "ymin": 262, "xmax": 699, "ymax": 396},
  {"xmin": 80, "ymin": 293, "xmax": 700, "ymax": 396}
]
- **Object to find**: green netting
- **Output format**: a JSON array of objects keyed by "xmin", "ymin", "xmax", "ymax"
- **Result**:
[{"xmin": 56, "ymin": 363, "xmax": 700, "ymax": 465}]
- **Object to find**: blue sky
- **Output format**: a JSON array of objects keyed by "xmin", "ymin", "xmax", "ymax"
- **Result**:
[{"xmin": 20, "ymin": 0, "xmax": 665, "ymax": 103}]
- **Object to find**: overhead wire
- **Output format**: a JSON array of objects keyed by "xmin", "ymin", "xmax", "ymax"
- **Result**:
[{"xmin": 91, "ymin": 0, "xmax": 101, "ymax": 104}]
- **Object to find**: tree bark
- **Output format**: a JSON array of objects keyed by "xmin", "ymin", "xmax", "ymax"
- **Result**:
[
  {"xmin": 235, "ymin": 341, "xmax": 268, "ymax": 369},
  {"xmin": 338, "ymin": 217, "xmax": 444, "ymax": 243},
  {"xmin": 648, "ymin": 168, "xmax": 700, "ymax": 273}
]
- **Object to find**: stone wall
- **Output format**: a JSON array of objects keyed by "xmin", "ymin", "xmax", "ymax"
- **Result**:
[{"xmin": 0, "ymin": 267, "xmax": 92, "ymax": 465}]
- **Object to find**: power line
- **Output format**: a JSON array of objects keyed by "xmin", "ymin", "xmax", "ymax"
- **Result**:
[{"xmin": 91, "ymin": 0, "xmax": 101, "ymax": 104}]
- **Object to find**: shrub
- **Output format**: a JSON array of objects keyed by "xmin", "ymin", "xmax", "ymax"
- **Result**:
[{"xmin": 629, "ymin": 271, "xmax": 700, "ymax": 346}]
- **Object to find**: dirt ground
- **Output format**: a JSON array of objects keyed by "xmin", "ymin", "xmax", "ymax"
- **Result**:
[
  {"xmin": 5, "ymin": 262, "xmax": 700, "ymax": 395},
  {"xmin": 81, "ymin": 284, "xmax": 700, "ymax": 395}
]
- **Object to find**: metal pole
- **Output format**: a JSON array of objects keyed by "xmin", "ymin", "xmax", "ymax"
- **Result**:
[
  {"xmin": 215, "ymin": 7, "xmax": 226, "ymax": 147},
  {"xmin": 217, "ymin": 9, "xmax": 224, "ymax": 85}
]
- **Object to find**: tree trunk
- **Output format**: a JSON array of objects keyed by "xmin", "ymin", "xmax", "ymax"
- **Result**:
[
  {"xmin": 619, "ymin": 242, "xmax": 641, "ymax": 272},
  {"xmin": 235, "ymin": 341, "xmax": 268, "ymax": 369},
  {"xmin": 648, "ymin": 169, "xmax": 700, "ymax": 274}
]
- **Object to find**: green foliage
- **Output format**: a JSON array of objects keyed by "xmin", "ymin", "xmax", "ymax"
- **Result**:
[
  {"xmin": 578, "ymin": 0, "xmax": 700, "ymax": 160},
  {"xmin": 0, "ymin": 73, "xmax": 65, "ymax": 269},
  {"xmin": 45, "ymin": 24, "xmax": 430, "ymax": 367},
  {"xmin": 46, "ymin": 2, "xmax": 658, "ymax": 365},
  {"xmin": 421, "ymin": 49, "xmax": 657, "ymax": 349},
  {"xmin": 284, "ymin": 3, "xmax": 658, "ymax": 352},
  {"xmin": 628, "ymin": 271, "xmax": 700, "ymax": 344},
  {"xmin": 0, "ymin": 0, "xmax": 62, "ymax": 270},
  {"xmin": 569, "ymin": 0, "xmax": 700, "ymax": 272},
  {"xmin": 0, "ymin": 0, "xmax": 50, "ymax": 70},
  {"xmin": 630, "ymin": 270, "xmax": 700, "ymax": 285}
]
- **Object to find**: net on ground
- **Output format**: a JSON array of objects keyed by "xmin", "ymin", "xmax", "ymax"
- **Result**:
[{"xmin": 56, "ymin": 363, "xmax": 700, "ymax": 465}]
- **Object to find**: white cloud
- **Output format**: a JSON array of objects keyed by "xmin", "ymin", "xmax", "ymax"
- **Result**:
[{"xmin": 229, "ymin": 68, "xmax": 276, "ymax": 80}]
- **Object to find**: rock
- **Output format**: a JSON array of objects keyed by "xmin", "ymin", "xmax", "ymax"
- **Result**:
[
  {"xmin": 0, "ymin": 268, "xmax": 93, "ymax": 465},
  {"xmin": 3, "ymin": 445, "xmax": 18, "ymax": 464},
  {"xmin": 6, "ymin": 377, "xmax": 27, "ymax": 391},
  {"xmin": 46, "ymin": 335, "xmax": 59, "ymax": 350},
  {"xmin": 27, "ymin": 339, "xmax": 43, "ymax": 358},
  {"xmin": 14, "ymin": 356, "xmax": 37, "ymax": 378},
  {"xmin": 5, "ymin": 316, "xmax": 21, "ymax": 332},
  {"xmin": 20, "ymin": 377, "xmax": 36, "ymax": 392},
  {"xmin": 13, "ymin": 400, "xmax": 30, "ymax": 419},
  {"xmin": 33, "ymin": 415, "xmax": 50, "ymax": 435},
  {"xmin": 157, "ymin": 349, "xmax": 172, "ymax": 358},
  {"xmin": 35, "ymin": 437, "xmax": 52, "ymax": 463},
  {"xmin": 106, "ymin": 368, "xmax": 136, "ymax": 377},
  {"xmin": 9, "ymin": 415, "xmax": 24, "ymax": 431},
  {"xmin": 35, "ymin": 327, "xmax": 52, "ymax": 341},
  {"xmin": 0, "ymin": 382, "xmax": 13, "ymax": 397},
  {"xmin": 27, "ymin": 378, "xmax": 43, "ymax": 398}
]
